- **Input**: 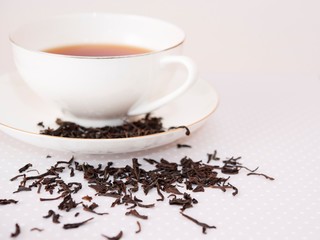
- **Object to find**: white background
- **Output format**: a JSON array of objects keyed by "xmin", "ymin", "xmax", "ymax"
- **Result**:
[{"xmin": 0, "ymin": 0, "xmax": 320, "ymax": 75}]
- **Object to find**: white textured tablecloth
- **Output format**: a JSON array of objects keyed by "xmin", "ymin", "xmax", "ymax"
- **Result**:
[{"xmin": 0, "ymin": 74, "xmax": 319, "ymax": 240}]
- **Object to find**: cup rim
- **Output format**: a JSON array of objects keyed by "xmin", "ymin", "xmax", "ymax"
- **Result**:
[{"xmin": 9, "ymin": 12, "xmax": 186, "ymax": 59}]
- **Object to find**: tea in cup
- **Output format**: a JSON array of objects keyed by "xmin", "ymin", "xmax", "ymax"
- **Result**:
[{"xmin": 10, "ymin": 13, "xmax": 198, "ymax": 126}]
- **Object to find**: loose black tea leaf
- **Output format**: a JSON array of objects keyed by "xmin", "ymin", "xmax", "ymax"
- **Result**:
[
  {"xmin": 46, "ymin": 155, "xmax": 52, "ymax": 158},
  {"xmin": 69, "ymin": 166, "xmax": 75, "ymax": 177},
  {"xmin": 125, "ymin": 209, "xmax": 148, "ymax": 220},
  {"xmin": 133, "ymin": 196, "xmax": 143, "ymax": 203},
  {"xmin": 11, "ymin": 223, "xmax": 21, "ymax": 238},
  {"xmin": 82, "ymin": 195, "xmax": 92, "ymax": 202},
  {"xmin": 83, "ymin": 203, "xmax": 109, "ymax": 215},
  {"xmin": 10, "ymin": 174, "xmax": 25, "ymax": 181},
  {"xmin": 21, "ymin": 170, "xmax": 58, "ymax": 183},
  {"xmin": 40, "ymin": 115, "xmax": 165, "ymax": 139},
  {"xmin": 58, "ymin": 194, "xmax": 81, "ymax": 212},
  {"xmin": 67, "ymin": 182, "xmax": 82, "ymax": 194},
  {"xmin": 156, "ymin": 184, "xmax": 164, "ymax": 201},
  {"xmin": 193, "ymin": 185, "xmax": 204, "ymax": 192},
  {"xmin": 43, "ymin": 210, "xmax": 61, "ymax": 224},
  {"xmin": 37, "ymin": 121, "xmax": 45, "ymax": 128},
  {"xmin": 102, "ymin": 230, "xmax": 123, "ymax": 240},
  {"xmin": 100, "ymin": 192, "xmax": 122, "ymax": 199},
  {"xmin": 169, "ymin": 193, "xmax": 196, "ymax": 211},
  {"xmin": 165, "ymin": 185, "xmax": 183, "ymax": 195},
  {"xmin": 40, "ymin": 195, "xmax": 62, "ymax": 201},
  {"xmin": 220, "ymin": 156, "xmax": 244, "ymax": 175},
  {"xmin": 74, "ymin": 212, "xmax": 80, "ymax": 217},
  {"xmin": 239, "ymin": 166, "xmax": 259, "ymax": 172},
  {"xmin": 143, "ymin": 158, "xmax": 159, "ymax": 165},
  {"xmin": 221, "ymin": 165, "xmax": 239, "ymax": 175},
  {"xmin": 168, "ymin": 126, "xmax": 190, "ymax": 135},
  {"xmin": 19, "ymin": 163, "xmax": 33, "ymax": 173},
  {"xmin": 180, "ymin": 212, "xmax": 216, "ymax": 234},
  {"xmin": 8, "ymin": 150, "xmax": 273, "ymax": 237},
  {"xmin": 26, "ymin": 169, "xmax": 40, "ymax": 174},
  {"xmin": 30, "ymin": 227, "xmax": 44, "ymax": 232},
  {"xmin": 132, "ymin": 158, "xmax": 141, "ymax": 181},
  {"xmin": 0, "ymin": 199, "xmax": 18, "ymax": 205},
  {"xmin": 63, "ymin": 217, "xmax": 94, "ymax": 229},
  {"xmin": 247, "ymin": 172, "xmax": 275, "ymax": 180},
  {"xmin": 13, "ymin": 185, "xmax": 32, "ymax": 193},
  {"xmin": 55, "ymin": 159, "xmax": 72, "ymax": 166},
  {"xmin": 136, "ymin": 221, "xmax": 141, "ymax": 233},
  {"xmin": 207, "ymin": 150, "xmax": 220, "ymax": 163},
  {"xmin": 137, "ymin": 202, "xmax": 155, "ymax": 208},
  {"xmin": 177, "ymin": 144, "xmax": 192, "ymax": 148},
  {"xmin": 227, "ymin": 183, "xmax": 239, "ymax": 196}
]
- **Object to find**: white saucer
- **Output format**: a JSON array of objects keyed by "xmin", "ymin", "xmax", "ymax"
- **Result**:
[{"xmin": 0, "ymin": 73, "xmax": 218, "ymax": 154}]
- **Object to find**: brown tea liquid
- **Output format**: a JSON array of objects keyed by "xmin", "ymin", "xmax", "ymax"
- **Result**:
[{"xmin": 43, "ymin": 43, "xmax": 152, "ymax": 57}]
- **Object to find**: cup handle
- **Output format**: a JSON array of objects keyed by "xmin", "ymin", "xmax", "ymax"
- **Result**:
[{"xmin": 127, "ymin": 55, "xmax": 198, "ymax": 116}]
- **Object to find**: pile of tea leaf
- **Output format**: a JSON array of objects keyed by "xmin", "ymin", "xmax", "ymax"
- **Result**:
[
  {"xmin": 4, "ymin": 150, "xmax": 274, "ymax": 238},
  {"xmin": 38, "ymin": 114, "xmax": 189, "ymax": 139}
]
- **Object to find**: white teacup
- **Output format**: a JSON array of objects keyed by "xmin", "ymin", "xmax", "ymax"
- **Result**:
[{"xmin": 10, "ymin": 13, "xmax": 198, "ymax": 126}]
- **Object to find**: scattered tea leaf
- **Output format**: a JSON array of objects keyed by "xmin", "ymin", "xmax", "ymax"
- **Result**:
[
  {"xmin": 247, "ymin": 172, "xmax": 275, "ymax": 180},
  {"xmin": 168, "ymin": 126, "xmax": 190, "ymax": 135},
  {"xmin": 207, "ymin": 150, "xmax": 220, "ymax": 163},
  {"xmin": 125, "ymin": 209, "xmax": 148, "ymax": 220},
  {"xmin": 10, "ymin": 174, "xmax": 25, "ymax": 181},
  {"xmin": 102, "ymin": 230, "xmax": 123, "ymax": 240},
  {"xmin": 180, "ymin": 212, "xmax": 216, "ymax": 234},
  {"xmin": 137, "ymin": 202, "xmax": 155, "ymax": 208},
  {"xmin": 37, "ymin": 121, "xmax": 45, "ymax": 128},
  {"xmin": 19, "ymin": 163, "xmax": 33, "ymax": 173},
  {"xmin": 30, "ymin": 227, "xmax": 44, "ymax": 232},
  {"xmin": 169, "ymin": 193, "xmax": 196, "ymax": 211},
  {"xmin": 83, "ymin": 202, "xmax": 108, "ymax": 215},
  {"xmin": 58, "ymin": 194, "xmax": 81, "ymax": 212},
  {"xmin": 63, "ymin": 217, "xmax": 94, "ymax": 229},
  {"xmin": 143, "ymin": 158, "xmax": 158, "ymax": 165},
  {"xmin": 7, "ymin": 148, "xmax": 273, "ymax": 237},
  {"xmin": 177, "ymin": 144, "xmax": 192, "ymax": 148},
  {"xmin": 13, "ymin": 186, "xmax": 32, "ymax": 193},
  {"xmin": 0, "ymin": 199, "xmax": 18, "ymax": 205},
  {"xmin": 40, "ymin": 195, "xmax": 62, "ymax": 201},
  {"xmin": 11, "ymin": 223, "xmax": 20, "ymax": 238},
  {"xmin": 135, "ymin": 221, "xmax": 141, "ymax": 234},
  {"xmin": 43, "ymin": 210, "xmax": 61, "ymax": 224},
  {"xmin": 26, "ymin": 169, "xmax": 40, "ymax": 174},
  {"xmin": 82, "ymin": 195, "xmax": 92, "ymax": 202},
  {"xmin": 41, "ymin": 115, "xmax": 165, "ymax": 139}
]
